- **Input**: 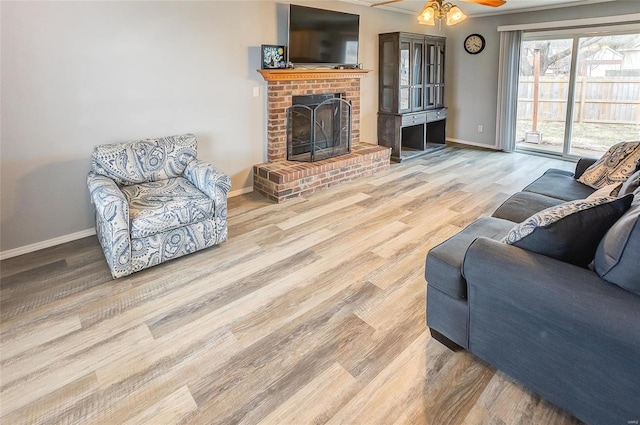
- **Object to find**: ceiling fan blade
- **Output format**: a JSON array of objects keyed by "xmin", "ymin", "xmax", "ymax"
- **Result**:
[
  {"xmin": 461, "ymin": 0, "xmax": 506, "ymax": 7},
  {"xmin": 370, "ymin": 0, "xmax": 406, "ymax": 7}
]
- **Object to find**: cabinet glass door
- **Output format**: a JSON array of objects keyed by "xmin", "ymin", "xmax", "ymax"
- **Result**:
[
  {"xmin": 412, "ymin": 40, "xmax": 424, "ymax": 111},
  {"xmin": 399, "ymin": 41, "xmax": 410, "ymax": 111},
  {"xmin": 426, "ymin": 43, "xmax": 436, "ymax": 84},
  {"xmin": 433, "ymin": 42, "xmax": 445, "ymax": 108},
  {"xmin": 425, "ymin": 41, "xmax": 436, "ymax": 109},
  {"xmin": 435, "ymin": 86, "xmax": 445, "ymax": 109},
  {"xmin": 381, "ymin": 40, "xmax": 395, "ymax": 112},
  {"xmin": 436, "ymin": 42, "xmax": 445, "ymax": 84}
]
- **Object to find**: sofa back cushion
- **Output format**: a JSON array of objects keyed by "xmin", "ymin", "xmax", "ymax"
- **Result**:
[
  {"xmin": 92, "ymin": 133, "xmax": 197, "ymax": 185},
  {"xmin": 592, "ymin": 199, "xmax": 640, "ymax": 296},
  {"xmin": 619, "ymin": 169, "xmax": 640, "ymax": 197},
  {"xmin": 502, "ymin": 194, "xmax": 633, "ymax": 267}
]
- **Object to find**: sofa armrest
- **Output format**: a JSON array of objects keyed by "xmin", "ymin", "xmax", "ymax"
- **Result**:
[
  {"xmin": 574, "ymin": 157, "xmax": 598, "ymax": 179},
  {"xmin": 87, "ymin": 172, "xmax": 131, "ymax": 278},
  {"xmin": 184, "ymin": 160, "xmax": 231, "ymax": 219},
  {"xmin": 461, "ymin": 236, "xmax": 640, "ymax": 424}
]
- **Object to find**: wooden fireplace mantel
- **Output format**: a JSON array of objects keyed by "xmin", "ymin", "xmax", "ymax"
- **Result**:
[{"xmin": 257, "ymin": 68, "xmax": 371, "ymax": 82}]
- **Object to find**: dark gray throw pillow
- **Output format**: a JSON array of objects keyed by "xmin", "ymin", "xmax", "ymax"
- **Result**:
[
  {"xmin": 592, "ymin": 203, "xmax": 640, "ymax": 296},
  {"xmin": 619, "ymin": 169, "xmax": 640, "ymax": 196},
  {"xmin": 503, "ymin": 194, "xmax": 633, "ymax": 267}
]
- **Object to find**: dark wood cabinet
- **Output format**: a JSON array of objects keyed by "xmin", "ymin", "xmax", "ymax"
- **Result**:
[{"xmin": 378, "ymin": 32, "xmax": 447, "ymax": 162}]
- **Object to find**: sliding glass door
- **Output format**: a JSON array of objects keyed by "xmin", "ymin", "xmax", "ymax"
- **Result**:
[
  {"xmin": 516, "ymin": 38, "xmax": 573, "ymax": 155},
  {"xmin": 571, "ymin": 34, "xmax": 640, "ymax": 156},
  {"xmin": 516, "ymin": 30, "xmax": 640, "ymax": 158}
]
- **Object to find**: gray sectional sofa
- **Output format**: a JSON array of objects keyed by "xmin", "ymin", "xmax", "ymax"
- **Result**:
[{"xmin": 425, "ymin": 158, "xmax": 640, "ymax": 425}]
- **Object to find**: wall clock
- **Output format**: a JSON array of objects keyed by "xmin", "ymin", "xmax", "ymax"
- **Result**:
[{"xmin": 464, "ymin": 34, "xmax": 485, "ymax": 55}]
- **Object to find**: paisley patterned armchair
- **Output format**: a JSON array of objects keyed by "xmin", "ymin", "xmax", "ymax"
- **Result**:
[{"xmin": 87, "ymin": 133, "xmax": 231, "ymax": 278}]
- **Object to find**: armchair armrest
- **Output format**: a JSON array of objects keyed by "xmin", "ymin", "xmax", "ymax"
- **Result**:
[
  {"xmin": 184, "ymin": 160, "xmax": 231, "ymax": 219},
  {"xmin": 87, "ymin": 172, "xmax": 131, "ymax": 278},
  {"xmin": 574, "ymin": 157, "xmax": 598, "ymax": 179}
]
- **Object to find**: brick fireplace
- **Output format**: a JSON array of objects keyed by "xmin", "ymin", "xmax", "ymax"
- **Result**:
[{"xmin": 254, "ymin": 69, "xmax": 391, "ymax": 202}]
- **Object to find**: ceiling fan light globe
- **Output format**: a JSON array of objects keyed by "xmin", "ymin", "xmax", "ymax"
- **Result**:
[
  {"xmin": 446, "ymin": 5, "xmax": 467, "ymax": 25},
  {"xmin": 417, "ymin": 4, "xmax": 436, "ymax": 25}
]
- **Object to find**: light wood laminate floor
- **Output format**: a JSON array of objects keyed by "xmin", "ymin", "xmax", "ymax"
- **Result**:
[{"xmin": 1, "ymin": 146, "xmax": 584, "ymax": 425}]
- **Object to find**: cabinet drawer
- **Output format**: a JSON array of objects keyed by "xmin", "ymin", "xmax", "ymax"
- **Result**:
[
  {"xmin": 402, "ymin": 113, "xmax": 427, "ymax": 126},
  {"xmin": 427, "ymin": 109, "xmax": 447, "ymax": 122}
]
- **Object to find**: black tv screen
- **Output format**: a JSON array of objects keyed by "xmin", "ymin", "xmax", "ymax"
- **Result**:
[{"xmin": 288, "ymin": 5, "xmax": 359, "ymax": 66}]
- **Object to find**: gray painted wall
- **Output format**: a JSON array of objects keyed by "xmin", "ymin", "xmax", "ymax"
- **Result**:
[
  {"xmin": 444, "ymin": 0, "xmax": 640, "ymax": 148},
  {"xmin": 0, "ymin": 0, "xmax": 438, "ymax": 253},
  {"xmin": 2, "ymin": 0, "xmax": 638, "ymax": 253}
]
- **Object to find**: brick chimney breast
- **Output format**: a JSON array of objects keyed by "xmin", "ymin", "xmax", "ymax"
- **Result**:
[{"xmin": 254, "ymin": 69, "xmax": 390, "ymax": 202}]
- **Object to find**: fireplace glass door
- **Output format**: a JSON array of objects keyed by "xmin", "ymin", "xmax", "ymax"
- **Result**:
[{"xmin": 287, "ymin": 95, "xmax": 352, "ymax": 162}]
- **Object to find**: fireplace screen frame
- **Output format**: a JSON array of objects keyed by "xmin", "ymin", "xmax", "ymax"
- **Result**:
[{"xmin": 286, "ymin": 97, "xmax": 352, "ymax": 162}]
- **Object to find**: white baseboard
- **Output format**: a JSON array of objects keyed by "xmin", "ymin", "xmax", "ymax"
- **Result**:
[
  {"xmin": 0, "ymin": 188, "xmax": 255, "ymax": 261},
  {"xmin": 0, "ymin": 228, "xmax": 97, "ymax": 261},
  {"xmin": 447, "ymin": 138, "xmax": 500, "ymax": 150},
  {"xmin": 229, "ymin": 186, "xmax": 253, "ymax": 197}
]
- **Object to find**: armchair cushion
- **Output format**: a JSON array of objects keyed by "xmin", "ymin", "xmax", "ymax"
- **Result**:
[
  {"xmin": 121, "ymin": 177, "xmax": 214, "ymax": 239},
  {"xmin": 92, "ymin": 134, "xmax": 197, "ymax": 185}
]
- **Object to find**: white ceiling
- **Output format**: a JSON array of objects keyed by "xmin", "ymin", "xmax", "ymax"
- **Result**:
[{"xmin": 349, "ymin": 0, "xmax": 619, "ymax": 18}]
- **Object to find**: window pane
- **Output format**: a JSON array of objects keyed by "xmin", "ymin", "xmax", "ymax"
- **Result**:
[
  {"xmin": 516, "ymin": 39, "xmax": 573, "ymax": 154},
  {"xmin": 570, "ymin": 34, "xmax": 640, "ymax": 156}
]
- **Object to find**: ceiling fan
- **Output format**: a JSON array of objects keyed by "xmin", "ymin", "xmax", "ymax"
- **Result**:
[{"xmin": 371, "ymin": 0, "xmax": 507, "ymax": 26}]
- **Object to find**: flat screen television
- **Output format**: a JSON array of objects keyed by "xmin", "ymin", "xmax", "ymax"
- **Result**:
[{"xmin": 288, "ymin": 5, "xmax": 359, "ymax": 66}]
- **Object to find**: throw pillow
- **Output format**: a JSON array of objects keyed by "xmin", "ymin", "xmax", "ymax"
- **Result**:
[
  {"xmin": 502, "ymin": 194, "xmax": 633, "ymax": 267},
  {"xmin": 592, "ymin": 204, "xmax": 640, "ymax": 296},
  {"xmin": 586, "ymin": 183, "xmax": 622, "ymax": 199},
  {"xmin": 577, "ymin": 141, "xmax": 640, "ymax": 189},
  {"xmin": 618, "ymin": 169, "xmax": 640, "ymax": 197}
]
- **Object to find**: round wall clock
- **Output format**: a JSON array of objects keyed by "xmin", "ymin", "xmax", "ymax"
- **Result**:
[{"xmin": 464, "ymin": 34, "xmax": 485, "ymax": 55}]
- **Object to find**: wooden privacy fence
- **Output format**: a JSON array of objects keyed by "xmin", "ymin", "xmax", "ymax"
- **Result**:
[{"xmin": 517, "ymin": 77, "xmax": 640, "ymax": 124}]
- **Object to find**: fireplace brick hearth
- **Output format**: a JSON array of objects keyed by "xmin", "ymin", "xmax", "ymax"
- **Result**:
[
  {"xmin": 254, "ymin": 144, "xmax": 390, "ymax": 202},
  {"xmin": 254, "ymin": 69, "xmax": 391, "ymax": 202}
]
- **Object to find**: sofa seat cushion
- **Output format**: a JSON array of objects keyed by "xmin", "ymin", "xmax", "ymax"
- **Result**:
[
  {"xmin": 593, "ymin": 202, "xmax": 640, "ymax": 296},
  {"xmin": 122, "ymin": 177, "xmax": 213, "ymax": 239},
  {"xmin": 425, "ymin": 217, "xmax": 515, "ymax": 300},
  {"xmin": 493, "ymin": 192, "xmax": 565, "ymax": 223},
  {"xmin": 522, "ymin": 169, "xmax": 595, "ymax": 201}
]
